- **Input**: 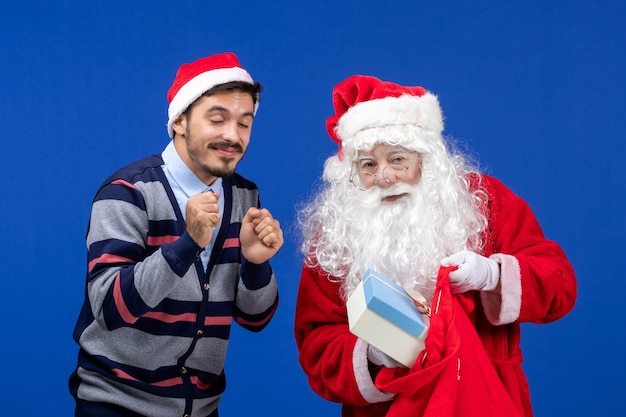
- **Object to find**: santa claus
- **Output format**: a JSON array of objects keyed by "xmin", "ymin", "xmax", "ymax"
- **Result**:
[{"xmin": 294, "ymin": 75, "xmax": 577, "ymax": 417}]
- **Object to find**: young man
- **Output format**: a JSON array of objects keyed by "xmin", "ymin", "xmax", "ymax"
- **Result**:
[
  {"xmin": 70, "ymin": 52, "xmax": 283, "ymax": 417},
  {"xmin": 294, "ymin": 75, "xmax": 577, "ymax": 416}
]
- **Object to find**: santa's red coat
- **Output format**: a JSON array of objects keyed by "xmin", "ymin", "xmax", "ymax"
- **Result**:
[{"xmin": 294, "ymin": 175, "xmax": 577, "ymax": 417}]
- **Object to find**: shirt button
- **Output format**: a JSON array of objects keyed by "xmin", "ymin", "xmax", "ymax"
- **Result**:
[{"xmin": 204, "ymin": 283, "xmax": 210, "ymax": 291}]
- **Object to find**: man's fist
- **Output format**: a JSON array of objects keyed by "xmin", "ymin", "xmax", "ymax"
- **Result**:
[
  {"xmin": 186, "ymin": 192, "xmax": 220, "ymax": 248},
  {"xmin": 240, "ymin": 207, "xmax": 283, "ymax": 264}
]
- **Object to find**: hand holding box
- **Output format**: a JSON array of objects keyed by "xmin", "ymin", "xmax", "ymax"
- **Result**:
[{"xmin": 346, "ymin": 269, "xmax": 429, "ymax": 367}]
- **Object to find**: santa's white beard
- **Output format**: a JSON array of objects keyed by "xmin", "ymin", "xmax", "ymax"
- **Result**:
[
  {"xmin": 335, "ymin": 182, "xmax": 448, "ymax": 301},
  {"xmin": 300, "ymin": 154, "xmax": 488, "ymax": 302}
]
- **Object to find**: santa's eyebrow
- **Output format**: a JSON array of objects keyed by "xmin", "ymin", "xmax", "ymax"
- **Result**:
[
  {"xmin": 384, "ymin": 146, "xmax": 412, "ymax": 155},
  {"xmin": 356, "ymin": 146, "xmax": 413, "ymax": 161}
]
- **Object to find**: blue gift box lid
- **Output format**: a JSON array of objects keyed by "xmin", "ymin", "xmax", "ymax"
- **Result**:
[{"xmin": 361, "ymin": 269, "xmax": 427, "ymax": 337}]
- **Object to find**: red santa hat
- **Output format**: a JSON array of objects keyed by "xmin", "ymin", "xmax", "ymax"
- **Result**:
[
  {"xmin": 166, "ymin": 52, "xmax": 257, "ymax": 138},
  {"xmin": 325, "ymin": 75, "xmax": 443, "ymax": 160}
]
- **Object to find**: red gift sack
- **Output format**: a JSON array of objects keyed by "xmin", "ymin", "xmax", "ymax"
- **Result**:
[{"xmin": 375, "ymin": 266, "xmax": 521, "ymax": 417}]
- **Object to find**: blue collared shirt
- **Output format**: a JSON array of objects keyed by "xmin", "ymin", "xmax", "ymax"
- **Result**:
[{"xmin": 161, "ymin": 141, "xmax": 224, "ymax": 270}]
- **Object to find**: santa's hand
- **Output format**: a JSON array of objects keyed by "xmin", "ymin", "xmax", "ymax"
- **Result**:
[
  {"xmin": 441, "ymin": 250, "xmax": 500, "ymax": 293},
  {"xmin": 240, "ymin": 207, "xmax": 284, "ymax": 264},
  {"xmin": 367, "ymin": 344, "xmax": 405, "ymax": 368}
]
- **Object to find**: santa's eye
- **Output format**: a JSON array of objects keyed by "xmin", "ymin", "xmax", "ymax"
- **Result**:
[{"xmin": 359, "ymin": 161, "xmax": 378, "ymax": 173}]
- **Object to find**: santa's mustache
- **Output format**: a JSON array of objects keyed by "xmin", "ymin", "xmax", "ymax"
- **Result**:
[
  {"xmin": 209, "ymin": 142, "xmax": 243, "ymax": 153},
  {"xmin": 356, "ymin": 182, "xmax": 417, "ymax": 208},
  {"xmin": 379, "ymin": 182, "xmax": 417, "ymax": 198}
]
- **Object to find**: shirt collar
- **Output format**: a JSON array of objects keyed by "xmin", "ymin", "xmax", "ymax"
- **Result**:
[{"xmin": 162, "ymin": 141, "xmax": 223, "ymax": 196}]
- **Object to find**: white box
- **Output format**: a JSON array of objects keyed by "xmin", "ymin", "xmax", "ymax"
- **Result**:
[{"xmin": 346, "ymin": 269, "xmax": 429, "ymax": 367}]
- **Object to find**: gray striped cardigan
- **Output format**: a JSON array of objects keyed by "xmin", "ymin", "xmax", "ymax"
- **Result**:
[{"xmin": 70, "ymin": 154, "xmax": 279, "ymax": 417}]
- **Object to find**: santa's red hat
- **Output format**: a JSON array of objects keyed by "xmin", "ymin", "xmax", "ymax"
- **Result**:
[
  {"xmin": 325, "ymin": 75, "xmax": 443, "ymax": 160},
  {"xmin": 166, "ymin": 52, "xmax": 257, "ymax": 138}
]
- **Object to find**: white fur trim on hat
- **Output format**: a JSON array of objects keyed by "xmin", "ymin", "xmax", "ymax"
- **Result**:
[
  {"xmin": 336, "ymin": 93, "xmax": 443, "ymax": 151},
  {"xmin": 167, "ymin": 67, "xmax": 254, "ymax": 138}
]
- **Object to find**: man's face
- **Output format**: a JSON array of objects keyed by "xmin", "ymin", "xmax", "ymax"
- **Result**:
[
  {"xmin": 172, "ymin": 90, "xmax": 255, "ymax": 185},
  {"xmin": 353, "ymin": 144, "xmax": 422, "ymax": 203}
]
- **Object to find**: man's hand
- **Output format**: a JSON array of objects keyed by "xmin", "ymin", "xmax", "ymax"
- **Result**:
[
  {"xmin": 240, "ymin": 207, "xmax": 283, "ymax": 264},
  {"xmin": 186, "ymin": 192, "xmax": 221, "ymax": 248},
  {"xmin": 441, "ymin": 250, "xmax": 500, "ymax": 293}
]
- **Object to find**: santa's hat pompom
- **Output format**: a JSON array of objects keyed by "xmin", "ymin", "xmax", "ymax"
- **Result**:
[
  {"xmin": 166, "ymin": 52, "xmax": 257, "ymax": 138},
  {"xmin": 325, "ymin": 75, "xmax": 443, "ymax": 160}
]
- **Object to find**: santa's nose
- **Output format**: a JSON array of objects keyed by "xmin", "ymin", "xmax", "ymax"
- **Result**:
[{"xmin": 379, "ymin": 167, "xmax": 400, "ymax": 186}]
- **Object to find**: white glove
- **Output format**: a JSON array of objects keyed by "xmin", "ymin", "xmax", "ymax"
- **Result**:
[
  {"xmin": 441, "ymin": 250, "xmax": 500, "ymax": 293},
  {"xmin": 367, "ymin": 344, "xmax": 405, "ymax": 368}
]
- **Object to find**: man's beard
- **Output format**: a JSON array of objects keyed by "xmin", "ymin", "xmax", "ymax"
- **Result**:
[
  {"xmin": 340, "ymin": 182, "xmax": 446, "ymax": 301},
  {"xmin": 186, "ymin": 130, "xmax": 244, "ymax": 178},
  {"xmin": 200, "ymin": 154, "xmax": 238, "ymax": 178}
]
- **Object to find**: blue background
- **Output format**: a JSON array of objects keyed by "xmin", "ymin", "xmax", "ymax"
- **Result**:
[{"xmin": 1, "ymin": 1, "xmax": 623, "ymax": 415}]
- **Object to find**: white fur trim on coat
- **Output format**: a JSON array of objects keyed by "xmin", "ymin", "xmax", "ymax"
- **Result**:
[
  {"xmin": 353, "ymin": 338, "xmax": 396, "ymax": 403},
  {"xmin": 481, "ymin": 253, "xmax": 522, "ymax": 325}
]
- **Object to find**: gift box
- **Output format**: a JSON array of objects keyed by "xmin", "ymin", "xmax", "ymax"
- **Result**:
[{"xmin": 346, "ymin": 269, "xmax": 429, "ymax": 367}]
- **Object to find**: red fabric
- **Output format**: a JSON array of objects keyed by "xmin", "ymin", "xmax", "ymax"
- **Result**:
[
  {"xmin": 294, "ymin": 175, "xmax": 578, "ymax": 417},
  {"xmin": 167, "ymin": 52, "xmax": 243, "ymax": 102},
  {"xmin": 375, "ymin": 266, "xmax": 521, "ymax": 417},
  {"xmin": 325, "ymin": 75, "xmax": 427, "ymax": 158}
]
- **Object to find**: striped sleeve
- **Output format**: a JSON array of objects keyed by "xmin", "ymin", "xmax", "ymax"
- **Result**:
[
  {"xmin": 233, "ymin": 259, "xmax": 279, "ymax": 331},
  {"xmin": 224, "ymin": 180, "xmax": 279, "ymax": 332},
  {"xmin": 86, "ymin": 176, "xmax": 201, "ymax": 329}
]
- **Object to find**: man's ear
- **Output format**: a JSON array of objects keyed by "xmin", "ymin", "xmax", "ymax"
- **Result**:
[{"xmin": 172, "ymin": 113, "xmax": 187, "ymax": 137}]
